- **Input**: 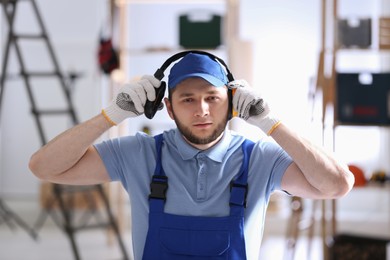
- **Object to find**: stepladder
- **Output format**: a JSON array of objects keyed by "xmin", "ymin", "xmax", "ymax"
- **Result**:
[{"xmin": 0, "ymin": 0, "xmax": 129, "ymax": 259}]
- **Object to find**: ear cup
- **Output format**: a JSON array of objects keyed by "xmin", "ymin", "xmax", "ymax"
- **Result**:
[
  {"xmin": 228, "ymin": 88, "xmax": 233, "ymax": 121},
  {"xmin": 144, "ymin": 81, "xmax": 166, "ymax": 119}
]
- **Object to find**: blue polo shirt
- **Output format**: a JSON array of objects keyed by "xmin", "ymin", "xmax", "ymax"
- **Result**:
[{"xmin": 94, "ymin": 128, "xmax": 292, "ymax": 260}]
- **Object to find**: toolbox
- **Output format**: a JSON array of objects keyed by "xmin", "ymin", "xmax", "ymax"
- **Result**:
[
  {"xmin": 329, "ymin": 233, "xmax": 390, "ymax": 260},
  {"xmin": 336, "ymin": 72, "xmax": 390, "ymax": 125},
  {"xmin": 179, "ymin": 12, "xmax": 222, "ymax": 49}
]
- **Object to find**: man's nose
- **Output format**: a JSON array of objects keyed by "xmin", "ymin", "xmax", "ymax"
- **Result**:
[{"xmin": 194, "ymin": 100, "xmax": 209, "ymax": 117}]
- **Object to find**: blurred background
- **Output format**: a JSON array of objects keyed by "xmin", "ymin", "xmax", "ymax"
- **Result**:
[{"xmin": 1, "ymin": 0, "xmax": 390, "ymax": 259}]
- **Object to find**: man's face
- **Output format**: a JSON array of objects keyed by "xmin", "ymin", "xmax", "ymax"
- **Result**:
[{"xmin": 165, "ymin": 77, "xmax": 229, "ymax": 150}]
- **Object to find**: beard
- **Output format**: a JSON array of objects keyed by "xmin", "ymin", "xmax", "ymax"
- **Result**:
[{"xmin": 172, "ymin": 110, "xmax": 228, "ymax": 145}]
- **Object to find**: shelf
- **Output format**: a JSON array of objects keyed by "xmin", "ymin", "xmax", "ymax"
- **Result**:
[
  {"xmin": 115, "ymin": 0, "xmax": 225, "ymax": 5},
  {"xmin": 335, "ymin": 47, "xmax": 390, "ymax": 53},
  {"xmin": 122, "ymin": 47, "xmax": 227, "ymax": 55},
  {"xmin": 334, "ymin": 121, "xmax": 390, "ymax": 127}
]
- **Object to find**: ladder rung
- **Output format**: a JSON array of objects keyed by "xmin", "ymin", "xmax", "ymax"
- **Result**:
[
  {"xmin": 32, "ymin": 109, "xmax": 72, "ymax": 115},
  {"xmin": 14, "ymin": 34, "xmax": 46, "ymax": 40},
  {"xmin": 0, "ymin": 0, "xmax": 31, "ymax": 3},
  {"xmin": 0, "ymin": 73, "xmax": 19, "ymax": 81},
  {"xmin": 22, "ymin": 71, "xmax": 62, "ymax": 77},
  {"xmin": 73, "ymin": 223, "xmax": 111, "ymax": 231}
]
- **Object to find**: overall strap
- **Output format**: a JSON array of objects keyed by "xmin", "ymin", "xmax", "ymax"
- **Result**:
[
  {"xmin": 149, "ymin": 134, "xmax": 168, "ymax": 212},
  {"xmin": 153, "ymin": 134, "xmax": 165, "ymax": 177},
  {"xmin": 229, "ymin": 139, "xmax": 255, "ymax": 216}
]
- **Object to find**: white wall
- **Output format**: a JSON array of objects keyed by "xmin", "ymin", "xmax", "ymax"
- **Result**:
[{"xmin": 239, "ymin": 0, "xmax": 321, "ymax": 139}]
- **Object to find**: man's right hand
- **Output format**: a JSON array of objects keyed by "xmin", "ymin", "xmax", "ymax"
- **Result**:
[{"xmin": 102, "ymin": 75, "xmax": 161, "ymax": 125}]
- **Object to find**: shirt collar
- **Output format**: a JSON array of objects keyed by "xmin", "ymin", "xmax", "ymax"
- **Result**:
[{"xmin": 174, "ymin": 128, "xmax": 232, "ymax": 163}]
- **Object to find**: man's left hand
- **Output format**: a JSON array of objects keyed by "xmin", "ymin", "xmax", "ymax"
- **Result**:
[{"xmin": 229, "ymin": 80, "xmax": 280, "ymax": 135}]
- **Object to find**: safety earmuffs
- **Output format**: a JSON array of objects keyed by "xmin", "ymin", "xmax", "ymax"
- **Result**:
[{"xmin": 144, "ymin": 50, "xmax": 235, "ymax": 120}]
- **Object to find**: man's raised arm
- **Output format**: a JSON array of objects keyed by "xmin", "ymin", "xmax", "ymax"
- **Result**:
[{"xmin": 29, "ymin": 75, "xmax": 162, "ymax": 185}]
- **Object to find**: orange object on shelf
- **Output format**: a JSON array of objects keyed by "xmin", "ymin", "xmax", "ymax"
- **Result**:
[{"xmin": 348, "ymin": 164, "xmax": 367, "ymax": 187}]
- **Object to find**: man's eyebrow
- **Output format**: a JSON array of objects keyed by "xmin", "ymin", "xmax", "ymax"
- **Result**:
[{"xmin": 177, "ymin": 92, "xmax": 195, "ymax": 98}]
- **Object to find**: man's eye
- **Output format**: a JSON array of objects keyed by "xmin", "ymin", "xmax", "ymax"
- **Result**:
[{"xmin": 183, "ymin": 98, "xmax": 193, "ymax": 103}]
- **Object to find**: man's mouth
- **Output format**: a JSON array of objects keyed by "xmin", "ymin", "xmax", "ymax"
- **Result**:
[{"xmin": 193, "ymin": 122, "xmax": 212, "ymax": 128}]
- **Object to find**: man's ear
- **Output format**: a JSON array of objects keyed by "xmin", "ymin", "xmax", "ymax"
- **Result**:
[{"xmin": 164, "ymin": 97, "xmax": 174, "ymax": 120}]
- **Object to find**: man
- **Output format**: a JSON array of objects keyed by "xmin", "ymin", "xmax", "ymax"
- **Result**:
[{"xmin": 29, "ymin": 52, "xmax": 354, "ymax": 259}]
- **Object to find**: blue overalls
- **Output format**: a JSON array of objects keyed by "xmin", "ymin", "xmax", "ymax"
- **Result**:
[{"xmin": 142, "ymin": 134, "xmax": 255, "ymax": 259}]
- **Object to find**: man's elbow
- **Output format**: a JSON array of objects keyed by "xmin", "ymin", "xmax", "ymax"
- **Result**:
[
  {"xmin": 28, "ymin": 153, "xmax": 48, "ymax": 181},
  {"xmin": 331, "ymin": 169, "xmax": 355, "ymax": 198}
]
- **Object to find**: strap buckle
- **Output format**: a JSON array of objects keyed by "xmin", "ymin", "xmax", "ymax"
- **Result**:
[
  {"xmin": 149, "ymin": 176, "xmax": 168, "ymax": 201},
  {"xmin": 230, "ymin": 182, "xmax": 248, "ymax": 208}
]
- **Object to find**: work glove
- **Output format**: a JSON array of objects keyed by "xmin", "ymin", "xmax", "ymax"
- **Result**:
[
  {"xmin": 229, "ymin": 80, "xmax": 281, "ymax": 135},
  {"xmin": 102, "ymin": 75, "xmax": 162, "ymax": 125}
]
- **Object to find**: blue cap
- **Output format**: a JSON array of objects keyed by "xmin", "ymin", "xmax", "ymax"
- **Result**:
[{"xmin": 168, "ymin": 53, "xmax": 228, "ymax": 89}]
